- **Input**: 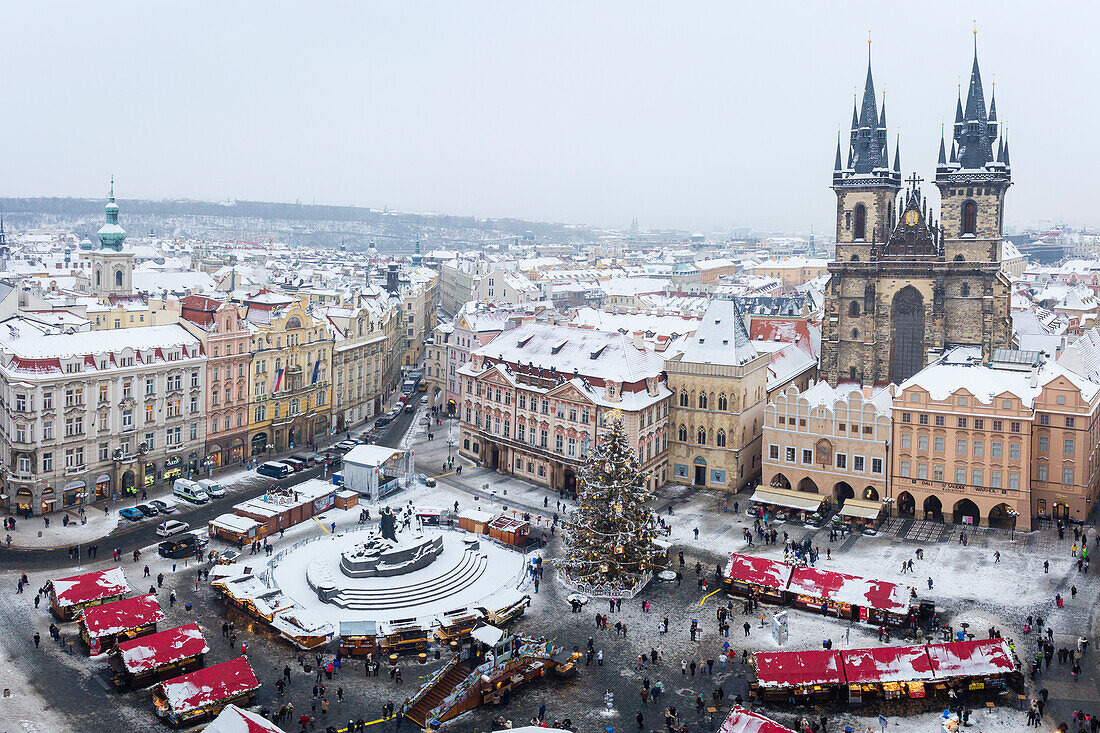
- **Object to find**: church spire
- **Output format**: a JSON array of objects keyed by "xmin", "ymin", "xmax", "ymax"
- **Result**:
[
  {"xmin": 938, "ymin": 125, "xmax": 947, "ymax": 165},
  {"xmin": 834, "ymin": 132, "xmax": 843, "ymax": 172},
  {"xmin": 893, "ymin": 133, "xmax": 901, "ymax": 172},
  {"xmin": 953, "ymin": 31, "xmax": 999, "ymax": 169},
  {"xmin": 96, "ymin": 176, "xmax": 127, "ymax": 251}
]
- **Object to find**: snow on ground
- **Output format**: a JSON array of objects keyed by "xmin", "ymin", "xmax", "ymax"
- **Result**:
[
  {"xmin": 0, "ymin": 651, "xmax": 75, "ymax": 733},
  {"xmin": 5, "ymin": 508, "xmax": 121, "ymax": 549}
]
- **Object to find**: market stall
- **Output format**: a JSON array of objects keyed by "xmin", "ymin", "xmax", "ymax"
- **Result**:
[
  {"xmin": 488, "ymin": 515, "xmax": 530, "ymax": 546},
  {"xmin": 48, "ymin": 567, "xmax": 129, "ymax": 621},
  {"xmin": 79, "ymin": 593, "xmax": 163, "ymax": 655},
  {"xmin": 836, "ymin": 498, "xmax": 885, "ymax": 529},
  {"xmin": 723, "ymin": 553, "xmax": 794, "ymax": 603},
  {"xmin": 338, "ymin": 621, "xmax": 378, "ymax": 657},
  {"xmin": 752, "ymin": 648, "xmax": 845, "ymax": 702},
  {"xmin": 208, "ymin": 513, "xmax": 264, "ymax": 545},
  {"xmin": 718, "ymin": 706, "xmax": 796, "ymax": 733},
  {"xmin": 839, "ymin": 645, "xmax": 935, "ymax": 704},
  {"xmin": 108, "ymin": 623, "xmax": 209, "ymax": 689},
  {"xmin": 378, "ymin": 620, "xmax": 431, "ymax": 655},
  {"xmin": 747, "ymin": 485, "xmax": 826, "ymax": 523},
  {"xmin": 786, "ymin": 566, "xmax": 915, "ymax": 625},
  {"xmin": 434, "ymin": 608, "xmax": 483, "ymax": 643},
  {"xmin": 457, "ymin": 508, "xmax": 494, "ymax": 535},
  {"xmin": 924, "ymin": 638, "xmax": 1018, "ymax": 697},
  {"xmin": 477, "ymin": 589, "xmax": 531, "ymax": 627},
  {"xmin": 152, "ymin": 656, "xmax": 260, "ymax": 727},
  {"xmin": 750, "ymin": 640, "xmax": 1021, "ymax": 705}
]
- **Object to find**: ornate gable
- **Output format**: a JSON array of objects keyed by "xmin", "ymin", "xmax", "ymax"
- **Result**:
[{"xmin": 877, "ymin": 184, "xmax": 939, "ymax": 260}]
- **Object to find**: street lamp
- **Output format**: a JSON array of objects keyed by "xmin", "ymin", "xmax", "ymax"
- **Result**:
[{"xmin": 1006, "ymin": 509, "xmax": 1019, "ymax": 542}]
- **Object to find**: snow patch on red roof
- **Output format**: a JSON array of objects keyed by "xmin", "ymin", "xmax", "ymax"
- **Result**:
[
  {"xmin": 50, "ymin": 567, "xmax": 128, "ymax": 608},
  {"xmin": 80, "ymin": 593, "xmax": 163, "ymax": 637},
  {"xmin": 158, "ymin": 656, "xmax": 259, "ymax": 714},
  {"xmin": 117, "ymin": 623, "xmax": 209, "ymax": 674}
]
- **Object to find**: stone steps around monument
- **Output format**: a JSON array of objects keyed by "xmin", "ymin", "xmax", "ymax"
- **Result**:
[{"xmin": 327, "ymin": 552, "xmax": 489, "ymax": 611}]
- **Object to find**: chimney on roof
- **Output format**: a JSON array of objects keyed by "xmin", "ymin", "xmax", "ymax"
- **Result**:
[{"xmin": 632, "ymin": 331, "xmax": 644, "ymax": 350}]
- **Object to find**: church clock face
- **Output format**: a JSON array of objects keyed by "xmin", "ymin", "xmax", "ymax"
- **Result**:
[{"xmin": 904, "ymin": 209, "xmax": 919, "ymax": 226}]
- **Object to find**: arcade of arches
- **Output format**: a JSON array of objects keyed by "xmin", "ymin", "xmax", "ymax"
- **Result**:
[{"xmin": 765, "ymin": 470, "xmax": 1029, "ymax": 529}]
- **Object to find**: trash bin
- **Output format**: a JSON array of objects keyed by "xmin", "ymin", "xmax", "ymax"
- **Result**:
[{"xmin": 184, "ymin": 603, "xmax": 192, "ymax": 612}]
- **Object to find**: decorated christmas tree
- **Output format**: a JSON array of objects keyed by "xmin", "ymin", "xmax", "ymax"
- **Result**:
[{"xmin": 561, "ymin": 416, "xmax": 660, "ymax": 587}]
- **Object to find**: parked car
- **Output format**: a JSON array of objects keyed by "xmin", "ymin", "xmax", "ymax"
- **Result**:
[
  {"xmin": 135, "ymin": 503, "xmax": 159, "ymax": 517},
  {"xmin": 420, "ymin": 396, "xmax": 428, "ymax": 405},
  {"xmin": 257, "ymin": 461, "xmax": 291, "ymax": 478},
  {"xmin": 305, "ymin": 452, "xmax": 326, "ymax": 465},
  {"xmin": 149, "ymin": 499, "xmax": 176, "ymax": 514},
  {"xmin": 156, "ymin": 520, "xmax": 190, "ymax": 537},
  {"xmin": 289, "ymin": 453, "xmax": 316, "ymax": 467},
  {"xmin": 197, "ymin": 479, "xmax": 225, "ymax": 499},
  {"xmin": 158, "ymin": 534, "xmax": 197, "ymax": 559},
  {"xmin": 374, "ymin": 415, "xmax": 392, "ymax": 428},
  {"xmin": 281, "ymin": 457, "xmax": 306, "ymax": 472},
  {"xmin": 334, "ymin": 440, "xmax": 358, "ymax": 453},
  {"xmin": 404, "ymin": 404, "xmax": 414, "ymax": 414},
  {"xmin": 119, "ymin": 507, "xmax": 144, "ymax": 521},
  {"xmin": 173, "ymin": 478, "xmax": 209, "ymax": 504}
]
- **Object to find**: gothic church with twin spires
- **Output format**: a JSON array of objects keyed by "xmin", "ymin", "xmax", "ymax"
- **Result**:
[{"xmin": 819, "ymin": 45, "xmax": 1013, "ymax": 387}]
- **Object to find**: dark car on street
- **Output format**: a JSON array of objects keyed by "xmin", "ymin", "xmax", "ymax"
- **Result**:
[{"xmin": 135, "ymin": 503, "xmax": 158, "ymax": 517}]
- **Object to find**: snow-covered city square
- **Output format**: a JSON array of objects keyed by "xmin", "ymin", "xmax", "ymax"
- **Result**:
[{"xmin": 0, "ymin": 4, "xmax": 1098, "ymax": 733}]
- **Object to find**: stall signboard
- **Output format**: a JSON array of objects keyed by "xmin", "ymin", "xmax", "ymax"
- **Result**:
[
  {"xmin": 313, "ymin": 493, "xmax": 335, "ymax": 513},
  {"xmin": 163, "ymin": 456, "xmax": 183, "ymax": 481}
]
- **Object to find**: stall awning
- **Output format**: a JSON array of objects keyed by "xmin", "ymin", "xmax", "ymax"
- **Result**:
[
  {"xmin": 471, "ymin": 624, "xmax": 505, "ymax": 646},
  {"xmin": 838, "ymin": 498, "xmax": 884, "ymax": 519},
  {"xmin": 749, "ymin": 486, "xmax": 825, "ymax": 511}
]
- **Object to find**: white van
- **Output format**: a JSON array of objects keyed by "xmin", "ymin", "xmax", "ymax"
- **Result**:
[
  {"xmin": 197, "ymin": 479, "xmax": 226, "ymax": 499},
  {"xmin": 173, "ymin": 478, "xmax": 208, "ymax": 504}
]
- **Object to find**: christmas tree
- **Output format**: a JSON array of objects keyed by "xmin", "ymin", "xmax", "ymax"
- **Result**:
[{"xmin": 561, "ymin": 416, "xmax": 660, "ymax": 587}]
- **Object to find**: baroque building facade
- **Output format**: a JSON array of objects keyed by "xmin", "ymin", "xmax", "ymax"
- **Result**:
[
  {"xmin": 820, "ymin": 49, "xmax": 1012, "ymax": 387},
  {"xmin": 665, "ymin": 300, "xmax": 769, "ymax": 492}
]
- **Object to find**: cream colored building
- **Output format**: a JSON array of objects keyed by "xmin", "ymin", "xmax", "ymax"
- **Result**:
[
  {"xmin": 665, "ymin": 300, "xmax": 770, "ymax": 492},
  {"xmin": 318, "ymin": 295, "xmax": 397, "ymax": 431},
  {"xmin": 243, "ymin": 292, "xmax": 333, "ymax": 455},
  {"xmin": 763, "ymin": 382, "xmax": 893, "ymax": 505}
]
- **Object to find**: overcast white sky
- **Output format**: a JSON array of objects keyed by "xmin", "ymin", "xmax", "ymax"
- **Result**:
[{"xmin": 2, "ymin": 2, "xmax": 1094, "ymax": 233}]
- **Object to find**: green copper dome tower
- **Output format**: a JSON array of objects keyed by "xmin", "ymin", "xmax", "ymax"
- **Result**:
[{"xmin": 96, "ymin": 176, "xmax": 127, "ymax": 251}]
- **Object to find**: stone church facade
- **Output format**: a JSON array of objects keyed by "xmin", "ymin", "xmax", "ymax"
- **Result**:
[{"xmin": 821, "ymin": 50, "xmax": 1013, "ymax": 387}]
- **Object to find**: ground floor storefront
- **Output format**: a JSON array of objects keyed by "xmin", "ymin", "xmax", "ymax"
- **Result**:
[{"xmin": 4, "ymin": 449, "xmax": 206, "ymax": 516}]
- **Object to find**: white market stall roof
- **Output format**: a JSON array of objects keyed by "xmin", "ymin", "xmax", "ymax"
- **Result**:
[
  {"xmin": 837, "ymin": 498, "xmax": 884, "ymax": 519},
  {"xmin": 458, "ymin": 508, "xmax": 496, "ymax": 523},
  {"xmin": 749, "ymin": 486, "xmax": 824, "ymax": 511},
  {"xmin": 210, "ymin": 513, "xmax": 262, "ymax": 534},
  {"xmin": 343, "ymin": 444, "xmax": 406, "ymax": 468},
  {"xmin": 470, "ymin": 624, "xmax": 505, "ymax": 646}
]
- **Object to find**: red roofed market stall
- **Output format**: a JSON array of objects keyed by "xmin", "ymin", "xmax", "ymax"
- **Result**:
[
  {"xmin": 722, "ymin": 553, "xmax": 794, "ymax": 603},
  {"xmin": 204, "ymin": 703, "xmax": 287, "ymax": 733},
  {"xmin": 47, "ymin": 567, "xmax": 129, "ymax": 620},
  {"xmin": 108, "ymin": 622, "xmax": 209, "ymax": 689},
  {"xmin": 786, "ymin": 566, "xmax": 915, "ymax": 625},
  {"xmin": 152, "ymin": 655, "xmax": 259, "ymax": 727},
  {"xmin": 722, "ymin": 553, "xmax": 923, "ymax": 627},
  {"xmin": 751, "ymin": 639, "xmax": 1020, "ymax": 704},
  {"xmin": 78, "ymin": 593, "xmax": 163, "ymax": 654},
  {"xmin": 718, "ymin": 706, "xmax": 796, "ymax": 733}
]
